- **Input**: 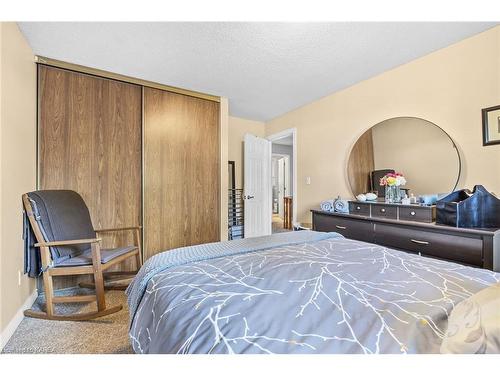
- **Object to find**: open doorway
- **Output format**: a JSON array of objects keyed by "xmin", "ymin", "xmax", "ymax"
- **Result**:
[{"xmin": 268, "ymin": 129, "xmax": 296, "ymax": 234}]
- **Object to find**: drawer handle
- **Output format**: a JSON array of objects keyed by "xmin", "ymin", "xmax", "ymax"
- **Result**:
[
  {"xmin": 356, "ymin": 206, "xmax": 361, "ymax": 210},
  {"xmin": 380, "ymin": 208, "xmax": 386, "ymax": 213},
  {"xmin": 411, "ymin": 239, "xmax": 429, "ymax": 245},
  {"xmin": 410, "ymin": 211, "xmax": 416, "ymax": 216},
  {"xmin": 335, "ymin": 225, "xmax": 347, "ymax": 230}
]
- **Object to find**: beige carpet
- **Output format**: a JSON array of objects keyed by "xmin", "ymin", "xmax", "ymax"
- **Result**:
[
  {"xmin": 1, "ymin": 290, "xmax": 132, "ymax": 354},
  {"xmin": 272, "ymin": 214, "xmax": 291, "ymax": 234}
]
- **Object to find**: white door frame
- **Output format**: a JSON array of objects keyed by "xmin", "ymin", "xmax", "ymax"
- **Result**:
[
  {"xmin": 267, "ymin": 128, "xmax": 297, "ymax": 226},
  {"xmin": 271, "ymin": 153, "xmax": 290, "ymax": 218}
]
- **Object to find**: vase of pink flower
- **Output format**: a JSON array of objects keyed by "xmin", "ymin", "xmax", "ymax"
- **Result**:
[{"xmin": 379, "ymin": 172, "xmax": 407, "ymax": 203}]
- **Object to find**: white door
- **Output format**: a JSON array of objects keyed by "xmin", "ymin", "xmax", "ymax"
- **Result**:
[
  {"xmin": 283, "ymin": 155, "xmax": 291, "ymax": 198},
  {"xmin": 244, "ymin": 134, "xmax": 272, "ymax": 238},
  {"xmin": 277, "ymin": 157, "xmax": 285, "ymax": 218}
]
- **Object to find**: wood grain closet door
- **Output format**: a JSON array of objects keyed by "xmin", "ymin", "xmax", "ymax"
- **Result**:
[
  {"xmin": 144, "ymin": 87, "xmax": 220, "ymax": 259},
  {"xmin": 347, "ymin": 128, "xmax": 375, "ymax": 196},
  {"xmin": 38, "ymin": 66, "xmax": 142, "ymax": 286}
]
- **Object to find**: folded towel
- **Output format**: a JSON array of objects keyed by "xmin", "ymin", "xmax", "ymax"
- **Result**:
[
  {"xmin": 320, "ymin": 200, "xmax": 335, "ymax": 212},
  {"xmin": 333, "ymin": 198, "xmax": 349, "ymax": 213}
]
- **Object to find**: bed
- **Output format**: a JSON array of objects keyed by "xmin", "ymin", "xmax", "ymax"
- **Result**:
[{"xmin": 126, "ymin": 231, "xmax": 499, "ymax": 354}]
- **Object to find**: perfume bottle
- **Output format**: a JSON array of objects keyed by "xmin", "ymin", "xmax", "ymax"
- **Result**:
[{"xmin": 409, "ymin": 193, "xmax": 417, "ymax": 204}]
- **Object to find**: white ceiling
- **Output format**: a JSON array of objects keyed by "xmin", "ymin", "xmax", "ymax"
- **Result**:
[
  {"xmin": 19, "ymin": 22, "xmax": 497, "ymax": 121},
  {"xmin": 272, "ymin": 135, "xmax": 293, "ymax": 146}
]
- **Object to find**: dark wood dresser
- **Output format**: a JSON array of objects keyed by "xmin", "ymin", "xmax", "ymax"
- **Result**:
[{"xmin": 311, "ymin": 209, "xmax": 500, "ymax": 272}]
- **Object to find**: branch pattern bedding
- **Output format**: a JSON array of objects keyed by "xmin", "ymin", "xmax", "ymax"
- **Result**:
[{"xmin": 127, "ymin": 231, "xmax": 499, "ymax": 354}]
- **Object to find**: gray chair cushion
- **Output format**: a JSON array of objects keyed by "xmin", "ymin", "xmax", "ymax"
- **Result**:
[
  {"xmin": 54, "ymin": 246, "xmax": 137, "ymax": 267},
  {"xmin": 371, "ymin": 169, "xmax": 395, "ymax": 197},
  {"xmin": 27, "ymin": 190, "xmax": 95, "ymax": 264}
]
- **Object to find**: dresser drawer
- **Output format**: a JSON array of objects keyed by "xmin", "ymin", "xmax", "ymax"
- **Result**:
[
  {"xmin": 399, "ymin": 206, "xmax": 435, "ymax": 223},
  {"xmin": 371, "ymin": 204, "xmax": 398, "ymax": 219},
  {"xmin": 313, "ymin": 213, "xmax": 374, "ymax": 242},
  {"xmin": 374, "ymin": 223, "xmax": 483, "ymax": 266},
  {"xmin": 348, "ymin": 202, "xmax": 370, "ymax": 216}
]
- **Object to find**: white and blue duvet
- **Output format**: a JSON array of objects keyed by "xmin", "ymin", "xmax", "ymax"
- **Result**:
[{"xmin": 126, "ymin": 231, "xmax": 499, "ymax": 354}]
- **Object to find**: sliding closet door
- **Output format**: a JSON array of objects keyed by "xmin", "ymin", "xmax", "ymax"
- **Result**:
[
  {"xmin": 144, "ymin": 88, "xmax": 220, "ymax": 259},
  {"xmin": 38, "ymin": 66, "xmax": 142, "ymax": 287},
  {"xmin": 347, "ymin": 128, "xmax": 375, "ymax": 196}
]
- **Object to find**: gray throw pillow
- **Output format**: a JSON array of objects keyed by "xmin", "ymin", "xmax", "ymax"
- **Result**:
[{"xmin": 440, "ymin": 283, "xmax": 500, "ymax": 354}]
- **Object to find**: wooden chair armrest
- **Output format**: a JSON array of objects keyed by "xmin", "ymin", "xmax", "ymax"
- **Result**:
[
  {"xmin": 34, "ymin": 238, "xmax": 101, "ymax": 247},
  {"xmin": 95, "ymin": 226, "xmax": 142, "ymax": 233}
]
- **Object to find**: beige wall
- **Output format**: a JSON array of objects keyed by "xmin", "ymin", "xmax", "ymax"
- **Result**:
[
  {"xmin": 371, "ymin": 117, "xmax": 460, "ymax": 196},
  {"xmin": 266, "ymin": 26, "xmax": 500, "ymax": 224},
  {"xmin": 0, "ymin": 23, "xmax": 36, "ymax": 336},
  {"xmin": 228, "ymin": 116, "xmax": 265, "ymax": 189}
]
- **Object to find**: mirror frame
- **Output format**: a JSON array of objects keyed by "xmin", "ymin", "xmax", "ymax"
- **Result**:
[{"xmin": 346, "ymin": 116, "xmax": 462, "ymax": 198}]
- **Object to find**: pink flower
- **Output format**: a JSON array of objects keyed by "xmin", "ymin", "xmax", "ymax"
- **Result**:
[{"xmin": 379, "ymin": 172, "xmax": 406, "ymax": 187}]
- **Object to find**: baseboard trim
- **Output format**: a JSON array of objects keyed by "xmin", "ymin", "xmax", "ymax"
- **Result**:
[{"xmin": 0, "ymin": 288, "xmax": 38, "ymax": 351}]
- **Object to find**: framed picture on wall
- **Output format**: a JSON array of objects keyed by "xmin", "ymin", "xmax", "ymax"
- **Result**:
[{"xmin": 482, "ymin": 105, "xmax": 500, "ymax": 146}]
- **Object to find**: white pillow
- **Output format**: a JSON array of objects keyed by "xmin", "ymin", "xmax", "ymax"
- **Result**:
[{"xmin": 440, "ymin": 283, "xmax": 500, "ymax": 354}]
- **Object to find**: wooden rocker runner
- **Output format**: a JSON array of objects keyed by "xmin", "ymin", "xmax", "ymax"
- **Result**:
[{"xmin": 22, "ymin": 190, "xmax": 142, "ymax": 321}]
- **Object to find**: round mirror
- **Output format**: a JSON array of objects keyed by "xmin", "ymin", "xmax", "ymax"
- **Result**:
[{"xmin": 347, "ymin": 117, "xmax": 461, "ymax": 198}]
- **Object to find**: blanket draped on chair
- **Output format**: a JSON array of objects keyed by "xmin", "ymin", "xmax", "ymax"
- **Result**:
[{"xmin": 23, "ymin": 190, "xmax": 96, "ymax": 278}]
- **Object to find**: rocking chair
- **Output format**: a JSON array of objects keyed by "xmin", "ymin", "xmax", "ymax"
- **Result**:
[{"xmin": 22, "ymin": 190, "xmax": 142, "ymax": 321}]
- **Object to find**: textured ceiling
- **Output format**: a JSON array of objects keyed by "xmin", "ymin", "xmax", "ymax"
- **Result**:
[{"xmin": 19, "ymin": 22, "xmax": 497, "ymax": 121}]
